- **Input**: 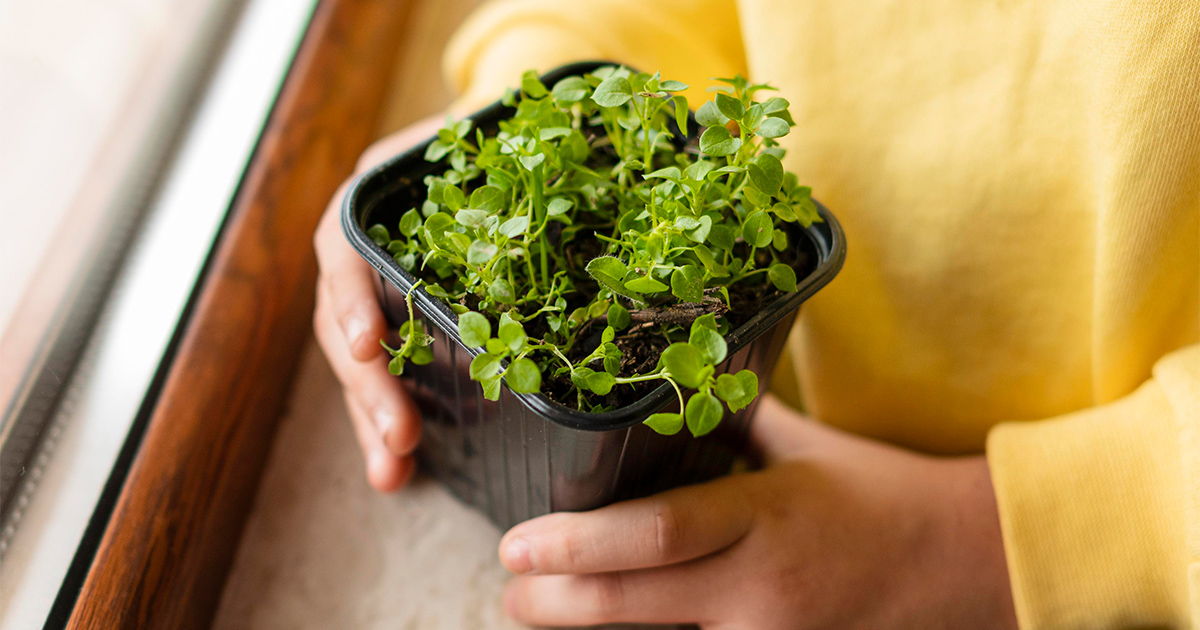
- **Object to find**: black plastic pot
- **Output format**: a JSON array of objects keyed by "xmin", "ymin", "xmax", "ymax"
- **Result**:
[{"xmin": 342, "ymin": 61, "xmax": 846, "ymax": 530}]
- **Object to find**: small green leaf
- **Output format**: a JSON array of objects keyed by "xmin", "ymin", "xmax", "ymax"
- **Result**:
[
  {"xmin": 498, "ymin": 216, "xmax": 530, "ymax": 238},
  {"xmin": 772, "ymin": 201, "xmax": 797, "ymax": 222},
  {"xmin": 742, "ymin": 103, "xmax": 765, "ymax": 131},
  {"xmin": 591, "ymin": 75, "xmax": 632, "ymax": 107},
  {"xmin": 458, "ymin": 311, "xmax": 490, "ymax": 348},
  {"xmin": 469, "ymin": 185, "xmax": 504, "ymax": 212},
  {"xmin": 659, "ymin": 342, "xmax": 707, "ymax": 388},
  {"xmin": 684, "ymin": 215, "xmax": 712, "ymax": 243},
  {"xmin": 570, "ymin": 366, "xmax": 594, "ymax": 390},
  {"xmin": 708, "ymin": 224, "xmax": 736, "ymax": 250},
  {"xmin": 670, "ymin": 265, "xmax": 704, "ymax": 303},
  {"xmin": 772, "ymin": 229, "xmax": 788, "ymax": 251},
  {"xmin": 423, "ymin": 212, "xmax": 454, "ymax": 237},
  {"xmin": 761, "ymin": 96, "xmax": 790, "ymax": 114},
  {"xmin": 519, "ymin": 154, "xmax": 545, "ymax": 171},
  {"xmin": 727, "ymin": 370, "xmax": 759, "ymax": 412},
  {"xmin": 757, "ymin": 116, "xmax": 790, "ymax": 138},
  {"xmin": 481, "ymin": 374, "xmax": 502, "ymax": 401},
  {"xmin": 506, "ymin": 358, "xmax": 542, "ymax": 393},
  {"xmin": 367, "ymin": 224, "xmax": 390, "ymax": 246},
  {"xmin": 584, "ymin": 370, "xmax": 616, "ymax": 395},
  {"xmin": 768, "ymin": 263, "xmax": 798, "ymax": 292},
  {"xmin": 603, "ymin": 350, "xmax": 622, "ymax": 375},
  {"xmin": 551, "ymin": 76, "xmax": 590, "ymax": 102},
  {"xmin": 625, "ymin": 274, "xmax": 668, "ymax": 293},
  {"xmin": 607, "ymin": 303, "xmax": 631, "ymax": 330},
  {"xmin": 672, "ymin": 95, "xmax": 690, "ymax": 135},
  {"xmin": 442, "ymin": 185, "xmax": 466, "ymax": 211},
  {"xmin": 498, "ymin": 320, "xmax": 527, "ymax": 352},
  {"xmin": 547, "ymin": 198, "xmax": 573, "ymax": 216},
  {"xmin": 693, "ymin": 313, "xmax": 719, "ymax": 330},
  {"xmin": 586, "ymin": 256, "xmax": 641, "ymax": 299},
  {"xmin": 466, "ymin": 240, "xmax": 498, "ymax": 264},
  {"xmin": 715, "ymin": 92, "xmax": 745, "ymax": 120},
  {"xmin": 692, "ymin": 244, "xmax": 728, "ymax": 277},
  {"xmin": 398, "ymin": 209, "xmax": 421, "ymax": 237},
  {"xmin": 714, "ymin": 373, "xmax": 745, "ymax": 402},
  {"xmin": 388, "ymin": 355, "xmax": 404, "ymax": 376},
  {"xmin": 684, "ymin": 160, "xmax": 715, "ymax": 181},
  {"xmin": 645, "ymin": 166, "xmax": 681, "ymax": 180},
  {"xmin": 410, "ymin": 345, "xmax": 434, "ymax": 365},
  {"xmin": 469, "ymin": 353, "xmax": 502, "ymax": 379},
  {"xmin": 742, "ymin": 210, "xmax": 773, "ymax": 248},
  {"xmin": 747, "ymin": 153, "xmax": 783, "ymax": 196},
  {"xmin": 455, "ymin": 209, "xmax": 488, "ymax": 229},
  {"xmin": 521, "ymin": 70, "xmax": 548, "ymax": 98},
  {"xmin": 699, "ymin": 126, "xmax": 741, "ymax": 157},
  {"xmin": 685, "ymin": 392, "xmax": 723, "ymax": 437},
  {"xmin": 486, "ymin": 337, "xmax": 507, "ymax": 356},
  {"xmin": 489, "ymin": 278, "xmax": 516, "ymax": 304},
  {"xmin": 539, "ymin": 127, "xmax": 571, "ymax": 141},
  {"xmin": 689, "ymin": 326, "xmax": 727, "ymax": 365},
  {"xmin": 695, "ymin": 100, "xmax": 728, "ymax": 127},
  {"xmin": 644, "ymin": 412, "xmax": 684, "ymax": 435},
  {"xmin": 659, "ymin": 80, "xmax": 689, "ymax": 92},
  {"xmin": 424, "ymin": 140, "xmax": 450, "ymax": 162}
]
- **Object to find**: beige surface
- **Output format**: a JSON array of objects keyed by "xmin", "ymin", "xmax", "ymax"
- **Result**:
[
  {"xmin": 210, "ymin": 3, "xmax": 531, "ymax": 627},
  {"xmin": 212, "ymin": 341, "xmax": 523, "ymax": 630}
]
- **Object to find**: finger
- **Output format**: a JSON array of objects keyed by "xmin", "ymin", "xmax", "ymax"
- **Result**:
[
  {"xmin": 314, "ymin": 281, "xmax": 422, "ymax": 456},
  {"xmin": 748, "ymin": 394, "xmax": 828, "ymax": 464},
  {"xmin": 499, "ymin": 475, "xmax": 752, "ymax": 575},
  {"xmin": 313, "ymin": 187, "xmax": 389, "ymax": 362},
  {"xmin": 345, "ymin": 393, "xmax": 416, "ymax": 493},
  {"xmin": 504, "ymin": 565, "xmax": 713, "ymax": 626}
]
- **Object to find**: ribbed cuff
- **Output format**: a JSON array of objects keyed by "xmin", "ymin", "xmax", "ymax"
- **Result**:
[{"xmin": 987, "ymin": 378, "xmax": 1190, "ymax": 629}]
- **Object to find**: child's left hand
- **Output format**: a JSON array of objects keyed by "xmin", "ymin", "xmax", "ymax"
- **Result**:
[{"xmin": 498, "ymin": 395, "xmax": 1018, "ymax": 629}]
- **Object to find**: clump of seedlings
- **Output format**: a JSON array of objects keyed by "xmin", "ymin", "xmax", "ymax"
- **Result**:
[{"xmin": 367, "ymin": 66, "xmax": 820, "ymax": 436}]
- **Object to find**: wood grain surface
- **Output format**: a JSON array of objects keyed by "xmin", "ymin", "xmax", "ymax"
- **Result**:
[{"xmin": 64, "ymin": 1, "xmax": 415, "ymax": 628}]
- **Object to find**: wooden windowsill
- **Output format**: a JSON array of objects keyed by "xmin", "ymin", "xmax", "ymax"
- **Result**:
[{"xmin": 64, "ymin": 2, "xmax": 416, "ymax": 628}]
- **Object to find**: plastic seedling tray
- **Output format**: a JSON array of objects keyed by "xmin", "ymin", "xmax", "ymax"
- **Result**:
[{"xmin": 343, "ymin": 61, "xmax": 845, "ymax": 530}]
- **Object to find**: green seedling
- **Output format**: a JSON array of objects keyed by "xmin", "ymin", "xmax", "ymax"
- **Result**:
[{"xmin": 370, "ymin": 67, "xmax": 819, "ymax": 436}]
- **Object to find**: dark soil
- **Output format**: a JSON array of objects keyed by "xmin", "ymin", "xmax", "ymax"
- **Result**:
[{"xmin": 537, "ymin": 226, "xmax": 812, "ymax": 411}]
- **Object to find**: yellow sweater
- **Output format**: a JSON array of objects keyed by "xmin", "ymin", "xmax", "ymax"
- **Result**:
[{"xmin": 442, "ymin": 1, "xmax": 1200, "ymax": 626}]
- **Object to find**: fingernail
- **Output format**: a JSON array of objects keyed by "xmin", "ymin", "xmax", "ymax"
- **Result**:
[
  {"xmin": 374, "ymin": 408, "xmax": 398, "ymax": 446},
  {"xmin": 344, "ymin": 315, "xmax": 368, "ymax": 349},
  {"xmin": 367, "ymin": 448, "xmax": 392, "ymax": 476},
  {"xmin": 502, "ymin": 537, "xmax": 532, "ymax": 574}
]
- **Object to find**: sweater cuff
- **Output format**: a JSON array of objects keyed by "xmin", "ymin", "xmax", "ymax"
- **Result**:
[{"xmin": 987, "ymin": 377, "xmax": 1190, "ymax": 629}]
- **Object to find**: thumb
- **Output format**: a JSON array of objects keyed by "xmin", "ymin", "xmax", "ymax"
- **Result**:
[{"xmin": 747, "ymin": 394, "xmax": 834, "ymax": 465}]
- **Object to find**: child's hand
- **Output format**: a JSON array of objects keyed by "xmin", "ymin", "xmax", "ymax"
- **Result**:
[
  {"xmin": 312, "ymin": 116, "xmax": 442, "ymax": 492},
  {"xmin": 498, "ymin": 395, "xmax": 1018, "ymax": 628}
]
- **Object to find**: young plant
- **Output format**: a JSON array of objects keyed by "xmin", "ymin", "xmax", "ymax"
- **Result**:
[
  {"xmin": 368, "ymin": 66, "xmax": 819, "ymax": 436},
  {"xmin": 378, "ymin": 279, "xmax": 434, "ymax": 375}
]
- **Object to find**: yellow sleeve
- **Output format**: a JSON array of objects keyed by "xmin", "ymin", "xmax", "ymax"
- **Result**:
[
  {"xmin": 441, "ymin": 0, "xmax": 746, "ymax": 114},
  {"xmin": 988, "ymin": 345, "xmax": 1199, "ymax": 629}
]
